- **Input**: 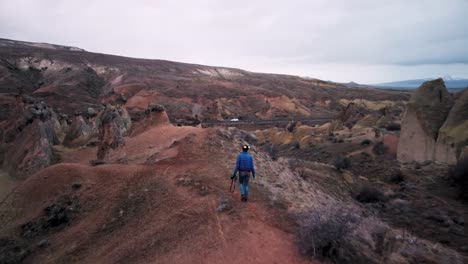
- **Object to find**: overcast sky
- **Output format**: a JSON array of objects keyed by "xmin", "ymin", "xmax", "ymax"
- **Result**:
[{"xmin": 1, "ymin": 0, "xmax": 467, "ymax": 83}]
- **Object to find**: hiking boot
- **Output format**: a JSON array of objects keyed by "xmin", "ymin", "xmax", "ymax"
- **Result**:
[{"xmin": 241, "ymin": 195, "xmax": 246, "ymax": 202}]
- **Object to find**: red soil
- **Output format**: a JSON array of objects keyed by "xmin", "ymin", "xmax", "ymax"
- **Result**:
[
  {"xmin": 125, "ymin": 90, "xmax": 160, "ymax": 110},
  {"xmin": 0, "ymin": 124, "xmax": 316, "ymax": 264},
  {"xmin": 383, "ymin": 134, "xmax": 399, "ymax": 159}
]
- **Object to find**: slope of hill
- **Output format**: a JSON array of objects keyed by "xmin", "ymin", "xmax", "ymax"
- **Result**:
[
  {"xmin": 4, "ymin": 39, "xmax": 465, "ymax": 264},
  {"xmin": 0, "ymin": 38, "xmax": 409, "ymax": 124},
  {"xmin": 0, "ymin": 123, "xmax": 317, "ymax": 264}
]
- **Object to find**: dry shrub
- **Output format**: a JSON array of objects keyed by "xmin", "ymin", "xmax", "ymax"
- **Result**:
[
  {"xmin": 334, "ymin": 155, "xmax": 351, "ymax": 171},
  {"xmin": 388, "ymin": 170, "xmax": 405, "ymax": 184},
  {"xmin": 292, "ymin": 141, "xmax": 300, "ymax": 149},
  {"xmin": 360, "ymin": 139, "xmax": 372, "ymax": 146},
  {"xmin": 286, "ymin": 121, "xmax": 297, "ymax": 133},
  {"xmin": 372, "ymin": 142, "xmax": 386, "ymax": 155},
  {"xmin": 355, "ymin": 185, "xmax": 385, "ymax": 203},
  {"xmin": 386, "ymin": 123, "xmax": 401, "ymax": 131},
  {"xmin": 239, "ymin": 130, "xmax": 257, "ymax": 145},
  {"xmin": 264, "ymin": 143, "xmax": 278, "ymax": 161},
  {"xmin": 298, "ymin": 206, "xmax": 464, "ymax": 264},
  {"xmin": 297, "ymin": 206, "xmax": 359, "ymax": 260}
]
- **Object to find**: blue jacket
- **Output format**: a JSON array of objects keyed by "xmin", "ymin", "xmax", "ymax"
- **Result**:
[{"xmin": 233, "ymin": 152, "xmax": 255, "ymax": 176}]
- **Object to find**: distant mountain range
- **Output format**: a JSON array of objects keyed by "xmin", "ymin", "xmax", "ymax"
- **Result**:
[{"xmin": 370, "ymin": 76, "xmax": 468, "ymax": 89}]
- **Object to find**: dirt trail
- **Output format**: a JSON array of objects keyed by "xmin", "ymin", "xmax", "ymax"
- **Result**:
[{"xmin": 0, "ymin": 125, "xmax": 317, "ymax": 264}]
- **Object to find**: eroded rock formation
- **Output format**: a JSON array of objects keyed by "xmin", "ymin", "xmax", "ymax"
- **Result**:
[
  {"xmin": 130, "ymin": 104, "xmax": 170, "ymax": 136},
  {"xmin": 1, "ymin": 96, "xmax": 61, "ymax": 177},
  {"xmin": 397, "ymin": 79, "xmax": 467, "ymax": 164},
  {"xmin": 434, "ymin": 89, "xmax": 468, "ymax": 164},
  {"xmin": 336, "ymin": 103, "xmax": 368, "ymax": 129},
  {"xmin": 96, "ymin": 104, "xmax": 131, "ymax": 161},
  {"xmin": 63, "ymin": 110, "xmax": 98, "ymax": 147}
]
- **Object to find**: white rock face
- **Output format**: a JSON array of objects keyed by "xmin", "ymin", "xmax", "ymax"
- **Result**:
[
  {"xmin": 216, "ymin": 68, "xmax": 244, "ymax": 78},
  {"xmin": 196, "ymin": 69, "xmax": 218, "ymax": 77},
  {"xmin": 195, "ymin": 68, "xmax": 244, "ymax": 79},
  {"xmin": 397, "ymin": 108, "xmax": 436, "ymax": 162},
  {"xmin": 397, "ymin": 79, "xmax": 467, "ymax": 165},
  {"xmin": 110, "ymin": 74, "xmax": 125, "ymax": 87},
  {"xmin": 397, "ymin": 79, "xmax": 449, "ymax": 163},
  {"xmin": 16, "ymin": 57, "xmax": 74, "ymax": 72}
]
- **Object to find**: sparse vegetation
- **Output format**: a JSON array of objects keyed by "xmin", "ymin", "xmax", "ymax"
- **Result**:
[
  {"xmin": 2, "ymin": 36, "xmax": 467, "ymax": 264},
  {"xmin": 334, "ymin": 155, "xmax": 350, "ymax": 171},
  {"xmin": 448, "ymin": 158, "xmax": 468, "ymax": 200},
  {"xmin": 286, "ymin": 121, "xmax": 297, "ymax": 133},
  {"xmin": 291, "ymin": 141, "xmax": 300, "ymax": 149},
  {"xmin": 385, "ymin": 123, "xmax": 401, "ymax": 131},
  {"xmin": 117, "ymin": 93, "xmax": 127, "ymax": 104},
  {"xmin": 0, "ymin": 238, "xmax": 30, "ymax": 264},
  {"xmin": 372, "ymin": 142, "xmax": 386, "ymax": 155},
  {"xmin": 145, "ymin": 104, "xmax": 165, "ymax": 114},
  {"xmin": 360, "ymin": 139, "xmax": 371, "ymax": 146},
  {"xmin": 264, "ymin": 143, "xmax": 278, "ymax": 161},
  {"xmin": 239, "ymin": 131, "xmax": 256, "ymax": 145},
  {"xmin": 20, "ymin": 196, "xmax": 80, "ymax": 237},
  {"xmin": 355, "ymin": 185, "xmax": 385, "ymax": 203},
  {"xmin": 297, "ymin": 206, "xmax": 358, "ymax": 260},
  {"xmin": 333, "ymin": 138, "xmax": 344, "ymax": 143},
  {"xmin": 388, "ymin": 170, "xmax": 405, "ymax": 184}
]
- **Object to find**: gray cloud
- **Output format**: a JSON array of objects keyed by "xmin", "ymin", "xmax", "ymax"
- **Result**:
[{"xmin": 1, "ymin": 0, "xmax": 467, "ymax": 83}]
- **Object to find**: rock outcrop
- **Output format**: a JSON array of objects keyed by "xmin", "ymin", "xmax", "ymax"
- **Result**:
[
  {"xmin": 336, "ymin": 103, "xmax": 368, "ymax": 129},
  {"xmin": 410, "ymin": 79, "xmax": 454, "ymax": 139},
  {"xmin": 397, "ymin": 79, "xmax": 466, "ymax": 164},
  {"xmin": 96, "ymin": 104, "xmax": 131, "ymax": 161},
  {"xmin": 434, "ymin": 89, "xmax": 468, "ymax": 164},
  {"xmin": 255, "ymin": 124, "xmax": 323, "ymax": 149},
  {"xmin": 63, "ymin": 114, "xmax": 97, "ymax": 147},
  {"xmin": 130, "ymin": 104, "xmax": 170, "ymax": 136},
  {"xmin": 1, "ymin": 96, "xmax": 61, "ymax": 177},
  {"xmin": 353, "ymin": 114, "xmax": 379, "ymax": 129}
]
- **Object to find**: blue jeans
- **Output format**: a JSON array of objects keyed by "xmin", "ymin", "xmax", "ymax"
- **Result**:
[{"xmin": 239, "ymin": 172, "xmax": 250, "ymax": 197}]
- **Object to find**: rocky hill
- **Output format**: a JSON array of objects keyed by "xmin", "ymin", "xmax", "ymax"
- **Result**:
[
  {"xmin": 1, "ymin": 39, "xmax": 466, "ymax": 264},
  {"xmin": 0, "ymin": 38, "xmax": 409, "ymax": 124},
  {"xmin": 397, "ymin": 79, "xmax": 468, "ymax": 164}
]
